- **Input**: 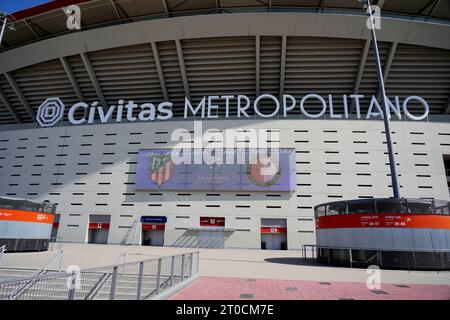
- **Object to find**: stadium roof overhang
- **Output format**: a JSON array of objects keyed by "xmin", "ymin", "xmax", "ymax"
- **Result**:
[
  {"xmin": 3, "ymin": 0, "xmax": 450, "ymax": 53},
  {"xmin": 2, "ymin": 12, "xmax": 450, "ymax": 74}
]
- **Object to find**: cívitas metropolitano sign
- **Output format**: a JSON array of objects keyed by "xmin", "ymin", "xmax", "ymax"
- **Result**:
[{"xmin": 36, "ymin": 93, "xmax": 430, "ymax": 127}]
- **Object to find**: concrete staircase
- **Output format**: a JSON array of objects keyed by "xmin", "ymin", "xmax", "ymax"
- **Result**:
[{"xmin": 0, "ymin": 268, "xmax": 179, "ymax": 300}]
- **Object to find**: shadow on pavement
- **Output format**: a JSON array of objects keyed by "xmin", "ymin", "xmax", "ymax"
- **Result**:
[{"xmin": 264, "ymin": 257, "xmax": 329, "ymax": 267}]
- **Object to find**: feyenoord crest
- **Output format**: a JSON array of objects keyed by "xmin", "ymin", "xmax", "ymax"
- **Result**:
[
  {"xmin": 149, "ymin": 154, "xmax": 174, "ymax": 186},
  {"xmin": 247, "ymin": 156, "xmax": 280, "ymax": 187}
]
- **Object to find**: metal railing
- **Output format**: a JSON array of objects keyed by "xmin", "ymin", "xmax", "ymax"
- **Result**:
[
  {"xmin": 82, "ymin": 252, "xmax": 130, "ymax": 300},
  {"xmin": 0, "ymin": 245, "xmax": 6, "ymax": 264},
  {"xmin": 302, "ymin": 244, "xmax": 450, "ymax": 271},
  {"xmin": 0, "ymin": 196, "xmax": 55, "ymax": 214},
  {"xmin": 0, "ymin": 251, "xmax": 199, "ymax": 300},
  {"xmin": 120, "ymin": 218, "xmax": 140, "ymax": 245},
  {"xmin": 7, "ymin": 249, "xmax": 64, "ymax": 300}
]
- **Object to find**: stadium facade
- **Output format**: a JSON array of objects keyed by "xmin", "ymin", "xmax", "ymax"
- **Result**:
[{"xmin": 0, "ymin": 0, "xmax": 450, "ymax": 250}]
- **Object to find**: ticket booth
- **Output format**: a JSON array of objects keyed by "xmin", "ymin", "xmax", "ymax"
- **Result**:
[{"xmin": 141, "ymin": 216, "xmax": 166, "ymax": 246}]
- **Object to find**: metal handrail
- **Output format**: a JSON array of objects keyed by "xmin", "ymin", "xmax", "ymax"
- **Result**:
[
  {"xmin": 113, "ymin": 253, "xmax": 126, "ymax": 266},
  {"xmin": 8, "ymin": 249, "xmax": 64, "ymax": 299},
  {"xmin": 0, "ymin": 196, "xmax": 55, "ymax": 214},
  {"xmin": 120, "ymin": 218, "xmax": 140, "ymax": 245},
  {"xmin": 303, "ymin": 244, "xmax": 450, "ymax": 255},
  {"xmin": 114, "ymin": 253, "xmax": 129, "ymax": 276},
  {"xmin": 0, "ymin": 251, "xmax": 199, "ymax": 300},
  {"xmin": 363, "ymin": 254, "xmax": 379, "ymax": 265},
  {"xmin": 302, "ymin": 244, "xmax": 450, "ymax": 271},
  {"xmin": 83, "ymin": 253, "xmax": 130, "ymax": 300},
  {"xmin": 84, "ymin": 272, "xmax": 112, "ymax": 300},
  {"xmin": 315, "ymin": 198, "xmax": 450, "ymax": 218},
  {"xmin": 141, "ymin": 276, "xmax": 172, "ymax": 300},
  {"xmin": 0, "ymin": 251, "xmax": 199, "ymax": 285},
  {"xmin": 81, "ymin": 251, "xmax": 198, "ymax": 273},
  {"xmin": 0, "ymin": 245, "xmax": 6, "ymax": 264}
]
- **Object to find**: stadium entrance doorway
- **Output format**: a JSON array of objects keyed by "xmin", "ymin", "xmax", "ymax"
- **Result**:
[
  {"xmin": 87, "ymin": 214, "xmax": 110, "ymax": 244},
  {"xmin": 141, "ymin": 216, "xmax": 166, "ymax": 246},
  {"xmin": 261, "ymin": 219, "xmax": 287, "ymax": 250},
  {"xmin": 198, "ymin": 217, "xmax": 225, "ymax": 248},
  {"xmin": 142, "ymin": 225, "xmax": 165, "ymax": 246}
]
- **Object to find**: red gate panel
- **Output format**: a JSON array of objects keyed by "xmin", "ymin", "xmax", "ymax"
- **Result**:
[
  {"xmin": 261, "ymin": 226, "xmax": 287, "ymax": 233},
  {"xmin": 88, "ymin": 223, "xmax": 110, "ymax": 229},
  {"xmin": 142, "ymin": 224, "xmax": 165, "ymax": 231}
]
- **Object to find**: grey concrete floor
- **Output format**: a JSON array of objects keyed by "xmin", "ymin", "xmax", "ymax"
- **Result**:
[{"xmin": 1, "ymin": 243, "xmax": 449, "ymax": 286}]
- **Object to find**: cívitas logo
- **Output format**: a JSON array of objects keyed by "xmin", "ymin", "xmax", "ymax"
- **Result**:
[
  {"xmin": 36, "ymin": 98, "xmax": 172, "ymax": 127},
  {"xmin": 36, "ymin": 98, "xmax": 65, "ymax": 127}
]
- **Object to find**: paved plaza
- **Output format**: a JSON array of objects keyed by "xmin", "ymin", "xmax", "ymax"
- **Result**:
[
  {"xmin": 1, "ymin": 243, "xmax": 449, "ymax": 299},
  {"xmin": 170, "ymin": 276, "xmax": 450, "ymax": 300}
]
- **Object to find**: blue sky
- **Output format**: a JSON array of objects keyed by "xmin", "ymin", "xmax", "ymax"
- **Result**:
[{"xmin": 0, "ymin": 0, "xmax": 51, "ymax": 14}]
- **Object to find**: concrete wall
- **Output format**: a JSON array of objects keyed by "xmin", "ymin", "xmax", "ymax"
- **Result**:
[{"xmin": 0, "ymin": 118, "xmax": 449, "ymax": 249}]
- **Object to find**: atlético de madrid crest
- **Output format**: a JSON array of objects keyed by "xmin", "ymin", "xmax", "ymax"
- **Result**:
[
  {"xmin": 149, "ymin": 153, "xmax": 174, "ymax": 186},
  {"xmin": 247, "ymin": 156, "xmax": 280, "ymax": 187}
]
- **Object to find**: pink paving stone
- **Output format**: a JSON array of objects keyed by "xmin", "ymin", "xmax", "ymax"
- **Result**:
[{"xmin": 170, "ymin": 276, "xmax": 450, "ymax": 300}]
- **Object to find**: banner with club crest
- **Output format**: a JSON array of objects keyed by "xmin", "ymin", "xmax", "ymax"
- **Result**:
[{"xmin": 135, "ymin": 148, "xmax": 296, "ymax": 191}]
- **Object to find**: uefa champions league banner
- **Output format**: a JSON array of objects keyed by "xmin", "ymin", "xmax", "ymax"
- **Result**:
[{"xmin": 135, "ymin": 149, "xmax": 296, "ymax": 192}]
